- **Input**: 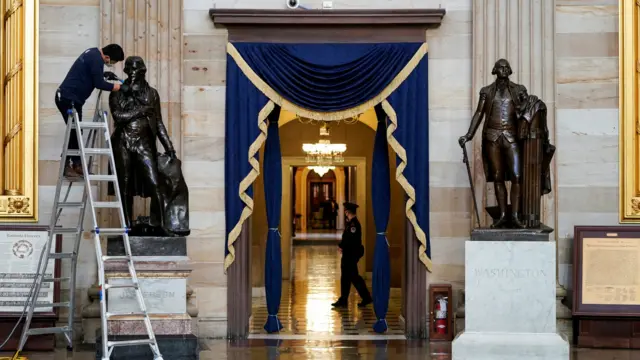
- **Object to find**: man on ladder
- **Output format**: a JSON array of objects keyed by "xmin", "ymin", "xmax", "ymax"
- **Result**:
[
  {"xmin": 7, "ymin": 45, "xmax": 165, "ymax": 360},
  {"xmin": 55, "ymin": 44, "xmax": 126, "ymax": 178}
]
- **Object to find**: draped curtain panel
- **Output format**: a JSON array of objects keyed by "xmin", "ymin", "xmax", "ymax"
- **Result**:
[
  {"xmin": 263, "ymin": 106, "xmax": 284, "ymax": 333},
  {"xmin": 371, "ymin": 104, "xmax": 392, "ymax": 333},
  {"xmin": 224, "ymin": 42, "xmax": 431, "ymax": 331}
]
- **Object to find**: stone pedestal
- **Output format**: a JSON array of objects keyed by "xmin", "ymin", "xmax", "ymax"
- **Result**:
[
  {"xmin": 95, "ymin": 236, "xmax": 198, "ymax": 360},
  {"xmin": 452, "ymin": 239, "xmax": 569, "ymax": 360}
]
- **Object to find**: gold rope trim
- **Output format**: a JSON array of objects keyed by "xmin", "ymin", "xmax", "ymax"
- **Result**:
[
  {"xmin": 4, "ymin": 61, "xmax": 22, "ymax": 87},
  {"xmin": 226, "ymin": 42, "xmax": 428, "ymax": 121},
  {"xmin": 224, "ymin": 100, "xmax": 275, "ymax": 272},
  {"xmin": 3, "ymin": 123, "xmax": 21, "ymax": 147},
  {"xmin": 382, "ymin": 100, "xmax": 432, "ymax": 272},
  {"xmin": 4, "ymin": 0, "xmax": 22, "ymax": 22}
]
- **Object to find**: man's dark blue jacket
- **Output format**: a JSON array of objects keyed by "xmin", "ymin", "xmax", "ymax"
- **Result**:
[{"xmin": 58, "ymin": 48, "xmax": 114, "ymax": 106}]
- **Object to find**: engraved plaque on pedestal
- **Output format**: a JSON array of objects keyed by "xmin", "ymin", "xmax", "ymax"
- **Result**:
[{"xmin": 108, "ymin": 277, "xmax": 187, "ymax": 314}]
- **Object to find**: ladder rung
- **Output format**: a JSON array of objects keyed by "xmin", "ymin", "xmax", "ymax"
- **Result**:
[
  {"xmin": 92, "ymin": 228, "xmax": 128, "ymax": 235},
  {"xmin": 52, "ymin": 228, "xmax": 80, "ymax": 234},
  {"xmin": 43, "ymin": 277, "xmax": 70, "ymax": 282},
  {"xmin": 35, "ymin": 302, "xmax": 70, "ymax": 308},
  {"xmin": 26, "ymin": 326, "xmax": 72, "ymax": 336},
  {"xmin": 48, "ymin": 252, "xmax": 74, "ymax": 260},
  {"xmin": 102, "ymin": 255, "xmax": 131, "ymax": 262},
  {"xmin": 108, "ymin": 339, "xmax": 156, "ymax": 347},
  {"xmin": 84, "ymin": 148, "xmax": 111, "ymax": 155},
  {"xmin": 57, "ymin": 202, "xmax": 85, "ymax": 208},
  {"xmin": 93, "ymin": 201, "xmax": 121, "ymax": 209},
  {"xmin": 87, "ymin": 174, "xmax": 117, "ymax": 182},
  {"xmin": 106, "ymin": 311, "xmax": 146, "ymax": 318},
  {"xmin": 78, "ymin": 122, "xmax": 107, "ymax": 129},
  {"xmin": 105, "ymin": 283, "xmax": 138, "ymax": 290},
  {"xmin": 66, "ymin": 150, "xmax": 81, "ymax": 156}
]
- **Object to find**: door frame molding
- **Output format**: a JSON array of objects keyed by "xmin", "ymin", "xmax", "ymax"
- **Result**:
[
  {"xmin": 281, "ymin": 157, "xmax": 367, "ymax": 279},
  {"xmin": 219, "ymin": 8, "xmax": 436, "ymax": 339}
]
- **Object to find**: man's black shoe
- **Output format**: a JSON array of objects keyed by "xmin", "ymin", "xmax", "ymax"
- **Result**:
[
  {"xmin": 331, "ymin": 300, "xmax": 348, "ymax": 308},
  {"xmin": 358, "ymin": 299, "xmax": 372, "ymax": 308}
]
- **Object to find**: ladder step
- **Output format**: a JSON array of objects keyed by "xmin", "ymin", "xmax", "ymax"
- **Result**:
[
  {"xmin": 78, "ymin": 122, "xmax": 107, "ymax": 129},
  {"xmin": 105, "ymin": 283, "xmax": 138, "ymax": 290},
  {"xmin": 35, "ymin": 302, "xmax": 70, "ymax": 308},
  {"xmin": 48, "ymin": 252, "xmax": 74, "ymax": 260},
  {"xmin": 87, "ymin": 174, "xmax": 117, "ymax": 182},
  {"xmin": 52, "ymin": 228, "xmax": 80, "ymax": 234},
  {"xmin": 93, "ymin": 201, "xmax": 122, "ymax": 209},
  {"xmin": 43, "ymin": 277, "xmax": 70, "ymax": 282},
  {"xmin": 66, "ymin": 150, "xmax": 81, "ymax": 157},
  {"xmin": 108, "ymin": 339, "xmax": 156, "ymax": 347},
  {"xmin": 106, "ymin": 311, "xmax": 146, "ymax": 318},
  {"xmin": 57, "ymin": 202, "xmax": 85, "ymax": 209},
  {"xmin": 84, "ymin": 148, "xmax": 112, "ymax": 155},
  {"xmin": 102, "ymin": 255, "xmax": 131, "ymax": 262},
  {"xmin": 26, "ymin": 326, "xmax": 72, "ymax": 336},
  {"xmin": 92, "ymin": 228, "xmax": 128, "ymax": 235}
]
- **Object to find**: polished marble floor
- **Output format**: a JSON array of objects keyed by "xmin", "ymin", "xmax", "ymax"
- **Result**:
[
  {"xmin": 6, "ymin": 244, "xmax": 640, "ymax": 359},
  {"xmin": 5, "ymin": 341, "xmax": 640, "ymax": 360},
  {"xmin": 250, "ymin": 245, "xmax": 404, "ymax": 337}
]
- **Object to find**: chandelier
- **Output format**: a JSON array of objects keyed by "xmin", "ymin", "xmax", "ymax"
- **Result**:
[
  {"xmin": 308, "ymin": 166, "xmax": 335, "ymax": 177},
  {"xmin": 303, "ymin": 124, "xmax": 346, "ymax": 165},
  {"xmin": 303, "ymin": 140, "xmax": 346, "ymax": 165}
]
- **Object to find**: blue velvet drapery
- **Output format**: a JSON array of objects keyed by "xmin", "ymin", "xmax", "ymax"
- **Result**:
[
  {"xmin": 224, "ymin": 43, "xmax": 431, "ymax": 329},
  {"xmin": 263, "ymin": 106, "xmax": 284, "ymax": 333},
  {"xmin": 232, "ymin": 43, "xmax": 422, "ymax": 112},
  {"xmin": 371, "ymin": 105, "xmax": 391, "ymax": 333}
]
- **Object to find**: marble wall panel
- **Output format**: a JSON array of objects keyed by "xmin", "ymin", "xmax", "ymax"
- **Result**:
[
  {"xmin": 35, "ymin": 1, "xmax": 102, "ymax": 322},
  {"xmin": 554, "ymin": 2, "xmax": 620, "ymax": 290}
]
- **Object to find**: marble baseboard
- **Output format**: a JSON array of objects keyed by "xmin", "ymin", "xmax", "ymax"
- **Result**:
[
  {"xmin": 197, "ymin": 317, "xmax": 227, "ymax": 339},
  {"xmin": 454, "ymin": 316, "xmax": 573, "ymax": 341},
  {"xmin": 108, "ymin": 314, "xmax": 193, "ymax": 336},
  {"xmin": 452, "ymin": 332, "xmax": 569, "ymax": 360}
]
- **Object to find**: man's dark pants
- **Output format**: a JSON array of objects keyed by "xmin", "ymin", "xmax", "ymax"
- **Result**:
[
  {"xmin": 54, "ymin": 90, "xmax": 82, "ymax": 165},
  {"xmin": 339, "ymin": 258, "xmax": 371, "ymax": 302}
]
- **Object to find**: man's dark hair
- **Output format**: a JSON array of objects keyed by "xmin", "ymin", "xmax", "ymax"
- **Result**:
[{"xmin": 102, "ymin": 44, "xmax": 124, "ymax": 62}]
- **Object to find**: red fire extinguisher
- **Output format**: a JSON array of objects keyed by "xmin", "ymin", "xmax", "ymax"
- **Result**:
[{"xmin": 434, "ymin": 296, "xmax": 448, "ymax": 334}]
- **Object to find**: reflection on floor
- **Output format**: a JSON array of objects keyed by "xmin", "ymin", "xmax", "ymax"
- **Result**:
[
  {"xmin": 293, "ymin": 231, "xmax": 341, "ymax": 245},
  {"xmin": 250, "ymin": 245, "xmax": 404, "ymax": 338},
  {"xmin": 6, "ymin": 341, "xmax": 640, "ymax": 360}
]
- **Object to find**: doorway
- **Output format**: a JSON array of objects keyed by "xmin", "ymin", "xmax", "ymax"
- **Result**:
[{"xmin": 250, "ymin": 158, "xmax": 407, "ymax": 338}]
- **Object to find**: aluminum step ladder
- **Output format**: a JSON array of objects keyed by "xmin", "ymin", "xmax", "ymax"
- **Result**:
[{"xmin": 13, "ymin": 92, "xmax": 163, "ymax": 360}]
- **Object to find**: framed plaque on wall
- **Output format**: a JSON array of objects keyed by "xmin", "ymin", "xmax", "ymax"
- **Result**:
[
  {"xmin": 0, "ymin": 226, "xmax": 61, "ymax": 351},
  {"xmin": 573, "ymin": 226, "xmax": 640, "ymax": 348}
]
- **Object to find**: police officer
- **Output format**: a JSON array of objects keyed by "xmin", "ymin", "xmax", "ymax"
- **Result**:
[{"xmin": 332, "ymin": 202, "xmax": 372, "ymax": 308}]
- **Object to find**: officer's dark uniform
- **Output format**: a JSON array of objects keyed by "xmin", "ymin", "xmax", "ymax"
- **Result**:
[{"xmin": 332, "ymin": 202, "xmax": 372, "ymax": 308}]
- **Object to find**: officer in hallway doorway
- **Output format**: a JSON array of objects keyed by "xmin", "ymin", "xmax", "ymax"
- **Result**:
[{"xmin": 332, "ymin": 202, "xmax": 372, "ymax": 308}]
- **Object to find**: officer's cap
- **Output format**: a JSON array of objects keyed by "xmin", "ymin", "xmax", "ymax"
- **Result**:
[{"xmin": 343, "ymin": 202, "xmax": 359, "ymax": 213}]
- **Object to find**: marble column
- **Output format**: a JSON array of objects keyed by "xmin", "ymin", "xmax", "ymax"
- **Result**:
[
  {"xmin": 98, "ymin": 0, "xmax": 184, "ymax": 224},
  {"xmin": 469, "ymin": 0, "xmax": 570, "ymax": 335}
]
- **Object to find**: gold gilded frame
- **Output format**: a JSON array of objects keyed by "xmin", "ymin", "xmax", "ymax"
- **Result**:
[
  {"xmin": 0, "ymin": 0, "xmax": 38, "ymax": 222},
  {"xmin": 619, "ymin": 0, "xmax": 640, "ymax": 222}
]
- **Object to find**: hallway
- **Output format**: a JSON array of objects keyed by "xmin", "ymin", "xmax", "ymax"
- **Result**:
[{"xmin": 250, "ymin": 245, "xmax": 404, "ymax": 338}]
